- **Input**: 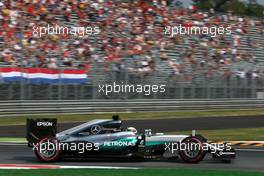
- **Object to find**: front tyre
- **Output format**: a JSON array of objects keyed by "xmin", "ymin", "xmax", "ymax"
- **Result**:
[
  {"xmin": 34, "ymin": 137, "xmax": 61, "ymax": 162},
  {"xmin": 179, "ymin": 136, "xmax": 206, "ymax": 163}
]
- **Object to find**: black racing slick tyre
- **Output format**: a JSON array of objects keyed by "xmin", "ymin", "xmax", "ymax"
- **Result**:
[
  {"xmin": 179, "ymin": 136, "xmax": 206, "ymax": 163},
  {"xmin": 34, "ymin": 137, "xmax": 61, "ymax": 162}
]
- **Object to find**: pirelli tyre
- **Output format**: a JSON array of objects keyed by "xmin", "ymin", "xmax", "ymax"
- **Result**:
[
  {"xmin": 179, "ymin": 136, "xmax": 206, "ymax": 163},
  {"xmin": 34, "ymin": 137, "xmax": 62, "ymax": 162}
]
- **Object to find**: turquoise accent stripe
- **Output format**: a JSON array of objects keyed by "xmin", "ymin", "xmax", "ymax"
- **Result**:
[{"xmin": 145, "ymin": 141, "xmax": 165, "ymax": 146}]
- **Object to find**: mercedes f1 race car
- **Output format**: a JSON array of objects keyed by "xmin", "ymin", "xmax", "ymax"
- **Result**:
[{"xmin": 26, "ymin": 115, "xmax": 236, "ymax": 163}]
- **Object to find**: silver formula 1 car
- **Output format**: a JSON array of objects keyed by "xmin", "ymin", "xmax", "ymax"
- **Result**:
[{"xmin": 27, "ymin": 115, "xmax": 235, "ymax": 163}]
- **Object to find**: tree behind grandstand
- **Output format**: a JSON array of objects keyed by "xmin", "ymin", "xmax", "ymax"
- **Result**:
[{"xmin": 193, "ymin": 0, "xmax": 264, "ymax": 17}]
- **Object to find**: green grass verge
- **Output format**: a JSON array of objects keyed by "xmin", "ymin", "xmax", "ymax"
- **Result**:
[
  {"xmin": 0, "ymin": 168, "xmax": 263, "ymax": 176},
  {"xmin": 1, "ymin": 127, "xmax": 264, "ymax": 142},
  {"xmin": 171, "ymin": 127, "xmax": 264, "ymax": 141},
  {"xmin": 0, "ymin": 138, "xmax": 27, "ymax": 142},
  {"xmin": 1, "ymin": 109, "xmax": 264, "ymax": 126}
]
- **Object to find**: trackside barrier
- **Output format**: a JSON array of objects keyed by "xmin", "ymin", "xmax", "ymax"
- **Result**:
[{"xmin": 0, "ymin": 99, "xmax": 263, "ymax": 116}]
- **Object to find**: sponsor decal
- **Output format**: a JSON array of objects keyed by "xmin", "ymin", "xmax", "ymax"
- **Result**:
[
  {"xmin": 37, "ymin": 122, "xmax": 53, "ymax": 127},
  {"xmin": 103, "ymin": 141, "xmax": 136, "ymax": 147}
]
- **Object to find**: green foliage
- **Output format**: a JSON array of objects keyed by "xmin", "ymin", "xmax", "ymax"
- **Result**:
[
  {"xmin": 193, "ymin": 0, "xmax": 264, "ymax": 17},
  {"xmin": 246, "ymin": 3, "xmax": 264, "ymax": 17},
  {"xmin": 221, "ymin": 0, "xmax": 246, "ymax": 15},
  {"xmin": 194, "ymin": 0, "xmax": 214, "ymax": 10}
]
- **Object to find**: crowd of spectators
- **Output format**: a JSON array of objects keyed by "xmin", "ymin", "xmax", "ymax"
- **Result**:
[{"xmin": 0, "ymin": 0, "xmax": 263, "ymax": 83}]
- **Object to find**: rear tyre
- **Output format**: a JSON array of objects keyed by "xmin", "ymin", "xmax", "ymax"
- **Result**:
[
  {"xmin": 34, "ymin": 137, "xmax": 61, "ymax": 162},
  {"xmin": 179, "ymin": 136, "xmax": 206, "ymax": 163}
]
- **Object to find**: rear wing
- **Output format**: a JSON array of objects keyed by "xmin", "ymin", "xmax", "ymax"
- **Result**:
[{"xmin": 26, "ymin": 118, "xmax": 57, "ymax": 147}]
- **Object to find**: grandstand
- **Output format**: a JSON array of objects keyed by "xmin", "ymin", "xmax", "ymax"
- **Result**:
[{"xmin": 0, "ymin": 1, "xmax": 263, "ymax": 99}]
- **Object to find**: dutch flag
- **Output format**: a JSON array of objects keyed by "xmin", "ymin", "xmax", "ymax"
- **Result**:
[{"xmin": 0, "ymin": 68, "xmax": 89, "ymax": 84}]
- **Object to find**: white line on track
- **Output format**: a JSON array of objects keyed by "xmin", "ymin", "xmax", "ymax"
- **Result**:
[
  {"xmin": 0, "ymin": 164, "xmax": 139, "ymax": 170},
  {"xmin": 59, "ymin": 166, "xmax": 139, "ymax": 169},
  {"xmin": 0, "ymin": 167, "xmax": 32, "ymax": 169}
]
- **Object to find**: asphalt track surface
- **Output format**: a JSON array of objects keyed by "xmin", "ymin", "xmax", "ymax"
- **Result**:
[
  {"xmin": 0, "ymin": 115, "xmax": 264, "ymax": 171},
  {"xmin": 0, "ymin": 145, "xmax": 264, "ymax": 172},
  {"xmin": 1, "ymin": 115, "xmax": 264, "ymax": 137}
]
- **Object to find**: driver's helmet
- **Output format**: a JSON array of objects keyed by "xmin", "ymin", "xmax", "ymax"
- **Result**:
[{"xmin": 127, "ymin": 127, "xmax": 137, "ymax": 134}]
